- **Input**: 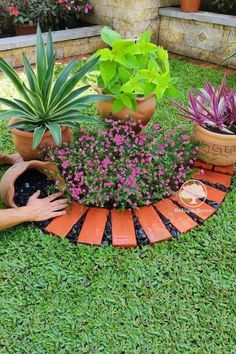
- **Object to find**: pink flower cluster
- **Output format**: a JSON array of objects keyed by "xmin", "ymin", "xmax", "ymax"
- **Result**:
[
  {"xmin": 57, "ymin": 0, "xmax": 92, "ymax": 15},
  {"xmin": 44, "ymin": 120, "xmax": 198, "ymax": 210},
  {"xmin": 7, "ymin": 5, "xmax": 19, "ymax": 16}
]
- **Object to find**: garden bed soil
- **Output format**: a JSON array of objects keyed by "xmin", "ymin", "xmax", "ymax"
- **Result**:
[{"xmin": 207, "ymin": 125, "xmax": 236, "ymax": 135}]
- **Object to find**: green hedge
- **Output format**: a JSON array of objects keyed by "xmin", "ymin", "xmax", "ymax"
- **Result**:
[{"xmin": 201, "ymin": 0, "xmax": 236, "ymax": 15}]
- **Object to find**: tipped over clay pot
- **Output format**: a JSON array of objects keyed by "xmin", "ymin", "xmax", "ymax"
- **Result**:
[{"xmin": 0, "ymin": 160, "xmax": 65, "ymax": 208}]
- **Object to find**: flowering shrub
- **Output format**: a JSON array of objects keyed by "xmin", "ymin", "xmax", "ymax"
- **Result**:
[
  {"xmin": 4, "ymin": 0, "xmax": 40, "ymax": 25},
  {"xmin": 57, "ymin": 0, "xmax": 93, "ymax": 21},
  {"xmin": 2, "ymin": 0, "xmax": 58, "ymax": 27},
  {"xmin": 44, "ymin": 120, "xmax": 197, "ymax": 210}
]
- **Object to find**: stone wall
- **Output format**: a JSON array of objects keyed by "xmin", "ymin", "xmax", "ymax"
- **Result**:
[
  {"xmin": 158, "ymin": 8, "xmax": 236, "ymax": 69},
  {"xmin": 1, "ymin": 36, "xmax": 103, "ymax": 68},
  {"xmin": 0, "ymin": 26, "xmax": 104, "ymax": 68},
  {"xmin": 87, "ymin": 0, "xmax": 180, "ymax": 40}
]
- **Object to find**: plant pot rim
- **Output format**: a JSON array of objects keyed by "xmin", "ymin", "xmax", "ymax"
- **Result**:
[
  {"xmin": 0, "ymin": 160, "xmax": 62, "ymax": 208},
  {"xmin": 195, "ymin": 124, "xmax": 236, "ymax": 140},
  {"xmin": 15, "ymin": 24, "xmax": 37, "ymax": 27},
  {"xmin": 9, "ymin": 118, "xmax": 68, "ymax": 138},
  {"xmin": 94, "ymin": 87, "xmax": 155, "ymax": 102}
]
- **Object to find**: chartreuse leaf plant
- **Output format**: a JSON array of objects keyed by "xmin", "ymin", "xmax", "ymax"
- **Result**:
[
  {"xmin": 92, "ymin": 26, "xmax": 178, "ymax": 112},
  {"xmin": 0, "ymin": 25, "xmax": 108, "ymax": 148}
]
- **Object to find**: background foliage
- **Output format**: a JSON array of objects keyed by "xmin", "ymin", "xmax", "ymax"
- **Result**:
[{"xmin": 201, "ymin": 0, "xmax": 236, "ymax": 15}]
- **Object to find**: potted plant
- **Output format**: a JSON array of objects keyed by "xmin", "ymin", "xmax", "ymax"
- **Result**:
[
  {"xmin": 181, "ymin": 0, "xmax": 202, "ymax": 13},
  {"xmin": 0, "ymin": 25, "xmax": 107, "ymax": 160},
  {"xmin": 172, "ymin": 77, "xmax": 236, "ymax": 166},
  {"xmin": 57, "ymin": 0, "xmax": 93, "ymax": 29},
  {"xmin": 92, "ymin": 27, "xmax": 177, "ymax": 129},
  {"xmin": 38, "ymin": 0, "xmax": 60, "ymax": 32},
  {"xmin": 5, "ymin": 0, "xmax": 39, "ymax": 35}
]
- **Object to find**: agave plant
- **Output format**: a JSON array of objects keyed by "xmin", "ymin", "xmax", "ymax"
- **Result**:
[
  {"xmin": 0, "ymin": 25, "xmax": 108, "ymax": 148},
  {"xmin": 172, "ymin": 77, "xmax": 236, "ymax": 135}
]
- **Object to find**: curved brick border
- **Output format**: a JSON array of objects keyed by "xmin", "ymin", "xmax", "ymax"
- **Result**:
[{"xmin": 43, "ymin": 160, "xmax": 234, "ymax": 247}]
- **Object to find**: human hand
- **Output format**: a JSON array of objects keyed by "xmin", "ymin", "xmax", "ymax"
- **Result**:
[{"xmin": 26, "ymin": 191, "xmax": 68, "ymax": 222}]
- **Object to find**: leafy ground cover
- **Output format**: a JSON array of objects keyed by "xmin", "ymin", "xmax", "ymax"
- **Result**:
[{"xmin": 0, "ymin": 58, "xmax": 236, "ymax": 353}]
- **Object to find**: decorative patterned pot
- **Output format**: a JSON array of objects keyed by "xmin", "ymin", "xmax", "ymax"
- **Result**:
[
  {"xmin": 181, "ymin": 0, "xmax": 201, "ymax": 12},
  {"xmin": 9, "ymin": 118, "xmax": 73, "ymax": 161},
  {"xmin": 0, "ymin": 160, "xmax": 65, "ymax": 208},
  {"xmin": 15, "ymin": 24, "xmax": 37, "ymax": 36},
  {"xmin": 193, "ymin": 125, "xmax": 236, "ymax": 166},
  {"xmin": 96, "ymin": 90, "xmax": 155, "ymax": 129}
]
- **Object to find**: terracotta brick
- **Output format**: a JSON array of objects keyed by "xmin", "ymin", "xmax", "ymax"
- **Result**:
[
  {"xmin": 170, "ymin": 194, "xmax": 216, "ymax": 221},
  {"xmin": 111, "ymin": 210, "xmax": 137, "ymax": 247},
  {"xmin": 45, "ymin": 202, "xmax": 88, "ymax": 238},
  {"xmin": 214, "ymin": 165, "xmax": 234, "ymax": 176},
  {"xmin": 135, "ymin": 206, "xmax": 172, "ymax": 243},
  {"xmin": 78, "ymin": 208, "xmax": 109, "ymax": 245},
  {"xmin": 154, "ymin": 198, "xmax": 198, "ymax": 233},
  {"xmin": 192, "ymin": 170, "xmax": 232, "ymax": 188},
  {"xmin": 193, "ymin": 159, "xmax": 213, "ymax": 170},
  {"xmin": 203, "ymin": 184, "xmax": 226, "ymax": 204}
]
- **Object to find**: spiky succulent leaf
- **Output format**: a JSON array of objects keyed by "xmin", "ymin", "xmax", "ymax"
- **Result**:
[{"xmin": 0, "ymin": 26, "xmax": 108, "ymax": 147}]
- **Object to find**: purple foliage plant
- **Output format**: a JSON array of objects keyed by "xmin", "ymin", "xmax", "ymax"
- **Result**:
[{"xmin": 172, "ymin": 77, "xmax": 236, "ymax": 135}]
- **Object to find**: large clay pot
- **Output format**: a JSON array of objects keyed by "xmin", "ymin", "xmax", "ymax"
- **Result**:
[
  {"xmin": 15, "ymin": 24, "xmax": 37, "ymax": 36},
  {"xmin": 181, "ymin": 0, "xmax": 201, "ymax": 12},
  {"xmin": 193, "ymin": 124, "xmax": 236, "ymax": 166},
  {"xmin": 96, "ymin": 90, "xmax": 155, "ymax": 128},
  {"xmin": 9, "ymin": 118, "xmax": 73, "ymax": 161},
  {"xmin": 0, "ymin": 160, "xmax": 65, "ymax": 208}
]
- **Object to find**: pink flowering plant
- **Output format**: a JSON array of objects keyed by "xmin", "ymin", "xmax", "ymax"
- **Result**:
[
  {"xmin": 2, "ymin": 0, "xmax": 59, "ymax": 28},
  {"xmin": 3, "ymin": 0, "xmax": 41, "ymax": 25},
  {"xmin": 57, "ymin": 0, "xmax": 93, "ymax": 20},
  {"xmin": 43, "ymin": 120, "xmax": 198, "ymax": 210}
]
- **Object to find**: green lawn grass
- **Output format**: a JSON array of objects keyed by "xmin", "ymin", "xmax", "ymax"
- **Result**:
[{"xmin": 0, "ymin": 59, "xmax": 236, "ymax": 353}]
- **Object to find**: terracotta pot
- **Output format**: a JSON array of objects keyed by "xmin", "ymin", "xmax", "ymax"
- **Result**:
[
  {"xmin": 193, "ymin": 124, "xmax": 236, "ymax": 166},
  {"xmin": 15, "ymin": 24, "xmax": 37, "ymax": 36},
  {"xmin": 9, "ymin": 118, "xmax": 73, "ymax": 161},
  {"xmin": 181, "ymin": 0, "xmax": 201, "ymax": 12},
  {"xmin": 0, "ymin": 153, "xmax": 23, "ymax": 165},
  {"xmin": 0, "ymin": 160, "xmax": 65, "ymax": 208},
  {"xmin": 96, "ymin": 89, "xmax": 155, "ymax": 128}
]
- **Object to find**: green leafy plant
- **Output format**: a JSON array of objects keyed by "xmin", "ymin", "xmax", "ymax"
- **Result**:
[
  {"xmin": 212, "ymin": 0, "xmax": 234, "ymax": 11},
  {"xmin": 0, "ymin": 25, "xmax": 107, "ymax": 148},
  {"xmin": 92, "ymin": 26, "xmax": 178, "ymax": 112}
]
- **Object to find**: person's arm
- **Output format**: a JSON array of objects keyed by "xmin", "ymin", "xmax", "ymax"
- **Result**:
[
  {"xmin": 0, "ymin": 191, "xmax": 67, "ymax": 231},
  {"xmin": 0, "ymin": 153, "xmax": 23, "ymax": 165}
]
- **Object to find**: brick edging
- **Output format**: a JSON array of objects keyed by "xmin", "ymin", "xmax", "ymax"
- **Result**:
[{"xmin": 43, "ymin": 160, "xmax": 234, "ymax": 247}]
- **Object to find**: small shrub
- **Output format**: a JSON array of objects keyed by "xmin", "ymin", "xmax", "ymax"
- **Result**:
[{"xmin": 44, "ymin": 120, "xmax": 198, "ymax": 210}]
